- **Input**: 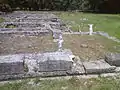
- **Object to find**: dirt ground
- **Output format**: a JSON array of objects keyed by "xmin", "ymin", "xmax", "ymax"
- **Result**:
[
  {"xmin": 0, "ymin": 34, "xmax": 119, "ymax": 60},
  {"xmin": 63, "ymin": 34, "xmax": 119, "ymax": 61},
  {"xmin": 0, "ymin": 34, "xmax": 57, "ymax": 55}
]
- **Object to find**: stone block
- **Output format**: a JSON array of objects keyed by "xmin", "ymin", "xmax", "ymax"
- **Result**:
[
  {"xmin": 105, "ymin": 53, "xmax": 120, "ymax": 66},
  {"xmin": 37, "ymin": 53, "xmax": 73, "ymax": 72},
  {"xmin": 0, "ymin": 54, "xmax": 24, "ymax": 75},
  {"xmin": 83, "ymin": 59, "xmax": 116, "ymax": 74}
]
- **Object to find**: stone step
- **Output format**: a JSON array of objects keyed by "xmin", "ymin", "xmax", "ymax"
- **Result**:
[
  {"xmin": 83, "ymin": 59, "xmax": 116, "ymax": 74},
  {"xmin": 0, "ymin": 28, "xmax": 50, "ymax": 31}
]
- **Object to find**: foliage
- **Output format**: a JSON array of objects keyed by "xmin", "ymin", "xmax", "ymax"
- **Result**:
[
  {"xmin": 0, "ymin": 0, "xmax": 110, "ymax": 13},
  {"xmin": 0, "ymin": 4, "xmax": 12, "ymax": 12},
  {"xmin": 0, "ymin": 0, "xmax": 119, "ymax": 13}
]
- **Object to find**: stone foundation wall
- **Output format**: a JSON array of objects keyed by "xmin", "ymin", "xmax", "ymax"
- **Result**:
[
  {"xmin": 0, "ymin": 54, "xmax": 24, "ymax": 75},
  {"xmin": 0, "ymin": 51, "xmax": 120, "ymax": 81}
]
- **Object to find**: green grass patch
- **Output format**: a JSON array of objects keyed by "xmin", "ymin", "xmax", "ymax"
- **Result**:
[
  {"xmin": 1, "ymin": 77, "xmax": 120, "ymax": 90},
  {"xmin": 57, "ymin": 12, "xmax": 120, "ymax": 39},
  {"xmin": 0, "ymin": 17, "xmax": 4, "ymax": 23},
  {"xmin": 0, "ymin": 17, "xmax": 4, "ymax": 27},
  {"xmin": 0, "ymin": 80, "xmax": 27, "ymax": 90}
]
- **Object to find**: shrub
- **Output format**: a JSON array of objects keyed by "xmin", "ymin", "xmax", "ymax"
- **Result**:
[{"xmin": 0, "ymin": 4, "xmax": 12, "ymax": 13}]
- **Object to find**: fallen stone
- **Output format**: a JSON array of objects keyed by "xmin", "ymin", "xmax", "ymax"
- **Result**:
[
  {"xmin": 0, "ymin": 54, "xmax": 24, "ymax": 75},
  {"xmin": 83, "ymin": 59, "xmax": 116, "ymax": 74},
  {"xmin": 105, "ymin": 53, "xmax": 120, "ymax": 66},
  {"xmin": 80, "ymin": 44, "xmax": 88, "ymax": 48}
]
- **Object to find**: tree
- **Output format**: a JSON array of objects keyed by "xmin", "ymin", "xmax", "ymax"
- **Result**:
[
  {"xmin": 88, "ymin": 0, "xmax": 104, "ymax": 12},
  {"xmin": 0, "ymin": 0, "xmax": 12, "ymax": 12}
]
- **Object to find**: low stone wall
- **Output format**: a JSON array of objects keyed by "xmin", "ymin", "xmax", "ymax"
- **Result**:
[
  {"xmin": 0, "ymin": 50, "xmax": 120, "ymax": 81},
  {"xmin": 0, "ymin": 54, "xmax": 24, "ymax": 75},
  {"xmin": 0, "ymin": 29, "xmax": 51, "ymax": 36}
]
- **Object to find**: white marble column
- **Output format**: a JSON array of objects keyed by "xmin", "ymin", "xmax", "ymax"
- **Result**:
[
  {"xmin": 88, "ymin": 24, "xmax": 93, "ymax": 35},
  {"xmin": 58, "ymin": 34, "xmax": 64, "ymax": 51}
]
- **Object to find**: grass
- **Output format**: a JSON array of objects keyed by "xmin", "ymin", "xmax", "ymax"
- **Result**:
[
  {"xmin": 57, "ymin": 12, "xmax": 120, "ymax": 39},
  {"xmin": 0, "ymin": 76, "xmax": 120, "ymax": 90},
  {"xmin": 5, "ymin": 24, "xmax": 16, "ymax": 28},
  {"xmin": 0, "ymin": 17, "xmax": 4, "ymax": 27},
  {"xmin": 0, "ymin": 17, "xmax": 4, "ymax": 23}
]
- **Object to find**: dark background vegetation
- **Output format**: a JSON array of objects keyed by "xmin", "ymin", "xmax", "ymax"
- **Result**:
[{"xmin": 0, "ymin": 0, "xmax": 120, "ymax": 13}]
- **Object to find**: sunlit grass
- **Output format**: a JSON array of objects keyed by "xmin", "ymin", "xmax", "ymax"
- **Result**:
[
  {"xmin": 57, "ymin": 12, "xmax": 120, "ymax": 39},
  {"xmin": 0, "ymin": 76, "xmax": 120, "ymax": 90}
]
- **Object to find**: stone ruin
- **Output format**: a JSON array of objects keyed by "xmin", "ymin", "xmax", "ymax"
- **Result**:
[
  {"xmin": 0, "ymin": 49, "xmax": 120, "ymax": 80},
  {"xmin": 1, "ymin": 11, "xmax": 68, "ymax": 38},
  {"xmin": 0, "ymin": 54, "xmax": 24, "ymax": 75},
  {"xmin": 105, "ymin": 53, "xmax": 120, "ymax": 66},
  {"xmin": 0, "ymin": 11, "xmax": 120, "ymax": 81}
]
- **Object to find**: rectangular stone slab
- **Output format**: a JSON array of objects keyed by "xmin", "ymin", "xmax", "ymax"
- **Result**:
[
  {"xmin": 105, "ymin": 53, "xmax": 120, "ymax": 66},
  {"xmin": 37, "ymin": 52, "xmax": 73, "ymax": 72},
  {"xmin": 83, "ymin": 59, "xmax": 116, "ymax": 74},
  {"xmin": 0, "ymin": 54, "xmax": 24, "ymax": 75}
]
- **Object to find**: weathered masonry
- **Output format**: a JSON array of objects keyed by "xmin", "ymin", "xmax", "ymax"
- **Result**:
[
  {"xmin": 0, "ymin": 54, "xmax": 24, "ymax": 75},
  {"xmin": 0, "ymin": 50, "xmax": 120, "ymax": 80}
]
